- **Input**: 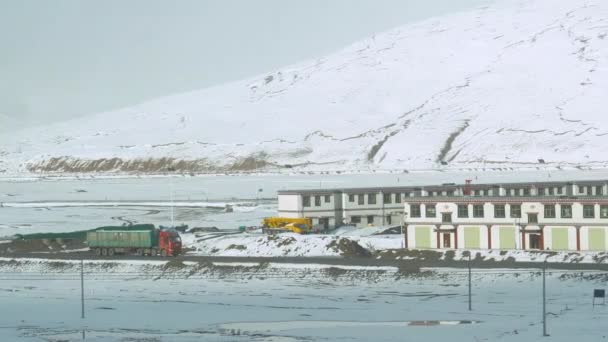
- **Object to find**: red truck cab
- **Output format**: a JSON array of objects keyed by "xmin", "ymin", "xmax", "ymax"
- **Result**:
[{"xmin": 159, "ymin": 230, "xmax": 182, "ymax": 256}]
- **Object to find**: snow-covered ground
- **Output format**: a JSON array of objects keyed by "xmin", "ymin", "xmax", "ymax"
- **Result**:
[
  {"xmin": 0, "ymin": 258, "xmax": 606, "ymax": 341},
  {"xmin": 2, "ymin": 0, "xmax": 608, "ymax": 175}
]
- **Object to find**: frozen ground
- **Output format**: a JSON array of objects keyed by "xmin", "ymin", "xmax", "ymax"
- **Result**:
[{"xmin": 0, "ymin": 258, "xmax": 606, "ymax": 341}]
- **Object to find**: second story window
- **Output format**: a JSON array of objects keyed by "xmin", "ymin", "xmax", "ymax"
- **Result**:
[
  {"xmin": 442, "ymin": 212, "xmax": 452, "ymax": 223},
  {"xmin": 425, "ymin": 204, "xmax": 436, "ymax": 218},
  {"xmin": 601, "ymin": 205, "xmax": 608, "ymax": 218},
  {"xmin": 473, "ymin": 204, "xmax": 484, "ymax": 218},
  {"xmin": 315, "ymin": 196, "xmax": 321, "ymax": 206},
  {"xmin": 583, "ymin": 204, "xmax": 595, "ymax": 218},
  {"xmin": 510, "ymin": 204, "xmax": 521, "ymax": 218},
  {"xmin": 494, "ymin": 204, "xmax": 506, "ymax": 218},
  {"xmin": 324, "ymin": 195, "xmax": 331, "ymax": 203},
  {"xmin": 544, "ymin": 204, "xmax": 556, "ymax": 219},
  {"xmin": 561, "ymin": 204, "xmax": 573, "ymax": 218},
  {"xmin": 395, "ymin": 193, "xmax": 401, "ymax": 203},
  {"xmin": 528, "ymin": 213, "xmax": 538, "ymax": 223},
  {"xmin": 410, "ymin": 204, "xmax": 421, "ymax": 218},
  {"xmin": 358, "ymin": 194, "xmax": 364, "ymax": 205},
  {"xmin": 458, "ymin": 204, "xmax": 469, "ymax": 218},
  {"xmin": 368, "ymin": 194, "xmax": 377, "ymax": 205},
  {"xmin": 383, "ymin": 193, "xmax": 392, "ymax": 204},
  {"xmin": 348, "ymin": 194, "xmax": 355, "ymax": 202},
  {"xmin": 303, "ymin": 196, "xmax": 311, "ymax": 207}
]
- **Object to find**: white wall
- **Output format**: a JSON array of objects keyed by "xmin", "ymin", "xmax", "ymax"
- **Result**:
[{"xmin": 278, "ymin": 194, "xmax": 301, "ymax": 212}]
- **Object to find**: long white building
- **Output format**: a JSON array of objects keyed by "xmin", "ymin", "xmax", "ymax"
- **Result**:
[{"xmin": 278, "ymin": 180, "xmax": 608, "ymax": 251}]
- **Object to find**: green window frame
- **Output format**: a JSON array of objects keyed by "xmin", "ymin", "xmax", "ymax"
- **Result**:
[
  {"xmin": 410, "ymin": 204, "xmax": 421, "ymax": 218},
  {"xmin": 510, "ymin": 204, "xmax": 521, "ymax": 218},
  {"xmin": 425, "ymin": 204, "xmax": 436, "ymax": 218},
  {"xmin": 583, "ymin": 204, "xmax": 595, "ymax": 218},
  {"xmin": 494, "ymin": 204, "xmax": 505, "ymax": 218},
  {"xmin": 473, "ymin": 205, "xmax": 484, "ymax": 218},
  {"xmin": 457, "ymin": 204, "xmax": 469, "ymax": 218},
  {"xmin": 561, "ymin": 204, "xmax": 573, "ymax": 218},
  {"xmin": 544, "ymin": 204, "xmax": 556, "ymax": 219}
]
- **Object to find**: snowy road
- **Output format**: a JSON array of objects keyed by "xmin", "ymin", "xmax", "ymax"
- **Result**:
[{"xmin": 0, "ymin": 259, "xmax": 606, "ymax": 341}]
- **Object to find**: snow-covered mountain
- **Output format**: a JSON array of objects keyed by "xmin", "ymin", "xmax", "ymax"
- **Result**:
[{"xmin": 2, "ymin": 0, "xmax": 608, "ymax": 175}]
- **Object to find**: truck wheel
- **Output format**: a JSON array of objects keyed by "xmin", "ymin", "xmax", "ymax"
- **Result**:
[
  {"xmin": 95, "ymin": 248, "xmax": 101, "ymax": 256},
  {"xmin": 101, "ymin": 248, "xmax": 108, "ymax": 256},
  {"xmin": 108, "ymin": 248, "xmax": 115, "ymax": 256},
  {"xmin": 160, "ymin": 249, "xmax": 168, "ymax": 257}
]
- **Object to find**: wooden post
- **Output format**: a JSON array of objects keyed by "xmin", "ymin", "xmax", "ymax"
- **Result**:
[
  {"xmin": 487, "ymin": 225, "xmax": 492, "ymax": 249},
  {"xmin": 576, "ymin": 226, "xmax": 581, "ymax": 251}
]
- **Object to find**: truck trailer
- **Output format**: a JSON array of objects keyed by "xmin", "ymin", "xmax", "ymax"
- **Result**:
[{"xmin": 86, "ymin": 225, "xmax": 182, "ymax": 256}]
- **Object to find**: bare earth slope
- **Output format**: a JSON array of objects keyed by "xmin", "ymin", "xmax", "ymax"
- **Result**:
[{"xmin": 2, "ymin": 0, "xmax": 608, "ymax": 175}]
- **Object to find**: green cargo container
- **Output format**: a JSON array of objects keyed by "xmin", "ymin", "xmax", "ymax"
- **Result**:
[{"xmin": 86, "ymin": 230, "xmax": 158, "ymax": 248}]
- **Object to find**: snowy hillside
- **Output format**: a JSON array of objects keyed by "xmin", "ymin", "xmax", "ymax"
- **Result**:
[{"xmin": 2, "ymin": 0, "xmax": 608, "ymax": 175}]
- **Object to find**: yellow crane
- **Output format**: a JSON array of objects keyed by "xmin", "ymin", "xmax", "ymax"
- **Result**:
[{"xmin": 261, "ymin": 217, "xmax": 313, "ymax": 234}]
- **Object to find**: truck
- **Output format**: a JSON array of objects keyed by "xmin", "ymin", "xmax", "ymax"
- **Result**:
[
  {"xmin": 261, "ymin": 217, "xmax": 313, "ymax": 234},
  {"xmin": 86, "ymin": 225, "xmax": 182, "ymax": 257}
]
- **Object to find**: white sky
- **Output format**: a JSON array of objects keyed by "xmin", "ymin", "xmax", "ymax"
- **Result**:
[{"xmin": 0, "ymin": 0, "xmax": 490, "ymax": 130}]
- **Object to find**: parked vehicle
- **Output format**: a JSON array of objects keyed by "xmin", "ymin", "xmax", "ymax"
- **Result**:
[
  {"xmin": 86, "ymin": 225, "xmax": 182, "ymax": 256},
  {"xmin": 261, "ymin": 217, "xmax": 312, "ymax": 234}
]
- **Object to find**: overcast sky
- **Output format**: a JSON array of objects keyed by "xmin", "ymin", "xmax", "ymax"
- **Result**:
[{"xmin": 0, "ymin": 0, "xmax": 490, "ymax": 129}]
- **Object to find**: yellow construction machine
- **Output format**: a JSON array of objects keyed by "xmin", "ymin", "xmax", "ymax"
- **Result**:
[{"xmin": 261, "ymin": 217, "xmax": 313, "ymax": 234}]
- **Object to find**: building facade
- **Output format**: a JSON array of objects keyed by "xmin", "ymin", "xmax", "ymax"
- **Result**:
[{"xmin": 278, "ymin": 180, "xmax": 608, "ymax": 251}]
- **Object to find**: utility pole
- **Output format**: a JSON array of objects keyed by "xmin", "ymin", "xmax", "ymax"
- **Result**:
[
  {"xmin": 543, "ymin": 260, "xmax": 549, "ymax": 336},
  {"xmin": 167, "ymin": 167, "xmax": 176, "ymax": 227},
  {"xmin": 80, "ymin": 259, "xmax": 85, "ymax": 319},
  {"xmin": 468, "ymin": 253, "xmax": 472, "ymax": 311}
]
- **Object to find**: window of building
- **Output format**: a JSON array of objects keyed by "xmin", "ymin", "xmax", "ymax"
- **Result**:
[
  {"xmin": 404, "ymin": 192, "xmax": 410, "ymax": 198},
  {"xmin": 303, "ymin": 196, "xmax": 311, "ymax": 207},
  {"xmin": 368, "ymin": 194, "xmax": 377, "ymax": 205},
  {"xmin": 473, "ymin": 204, "xmax": 484, "ymax": 218},
  {"xmin": 458, "ymin": 204, "xmax": 469, "ymax": 218},
  {"xmin": 315, "ymin": 196, "xmax": 321, "ymax": 206},
  {"xmin": 425, "ymin": 204, "xmax": 436, "ymax": 218},
  {"xmin": 544, "ymin": 204, "xmax": 556, "ymax": 218},
  {"xmin": 367, "ymin": 215, "xmax": 374, "ymax": 224},
  {"xmin": 324, "ymin": 195, "xmax": 331, "ymax": 203},
  {"xmin": 528, "ymin": 213, "xmax": 538, "ymax": 224},
  {"xmin": 447, "ymin": 190, "xmax": 454, "ymax": 196},
  {"xmin": 600, "ymin": 205, "xmax": 608, "ymax": 218},
  {"xmin": 510, "ymin": 204, "xmax": 521, "ymax": 218},
  {"xmin": 351, "ymin": 216, "xmax": 361, "ymax": 224},
  {"xmin": 583, "ymin": 204, "xmax": 595, "ymax": 218},
  {"xmin": 358, "ymin": 194, "xmax": 364, "ymax": 205},
  {"xmin": 561, "ymin": 204, "xmax": 573, "ymax": 218},
  {"xmin": 442, "ymin": 213, "xmax": 452, "ymax": 223},
  {"xmin": 537, "ymin": 188, "xmax": 545, "ymax": 196},
  {"xmin": 383, "ymin": 193, "xmax": 392, "ymax": 204},
  {"xmin": 523, "ymin": 188, "xmax": 530, "ymax": 196},
  {"xmin": 386, "ymin": 215, "xmax": 392, "ymax": 225},
  {"xmin": 596, "ymin": 186, "xmax": 604, "ymax": 196},
  {"xmin": 410, "ymin": 204, "xmax": 421, "ymax": 218},
  {"xmin": 548, "ymin": 187, "xmax": 554, "ymax": 195},
  {"xmin": 348, "ymin": 194, "xmax": 355, "ymax": 202},
  {"xmin": 494, "ymin": 204, "xmax": 506, "ymax": 218},
  {"xmin": 394, "ymin": 193, "xmax": 401, "ymax": 203}
]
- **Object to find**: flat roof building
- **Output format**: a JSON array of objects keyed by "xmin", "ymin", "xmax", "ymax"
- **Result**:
[{"xmin": 278, "ymin": 179, "xmax": 608, "ymax": 251}]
